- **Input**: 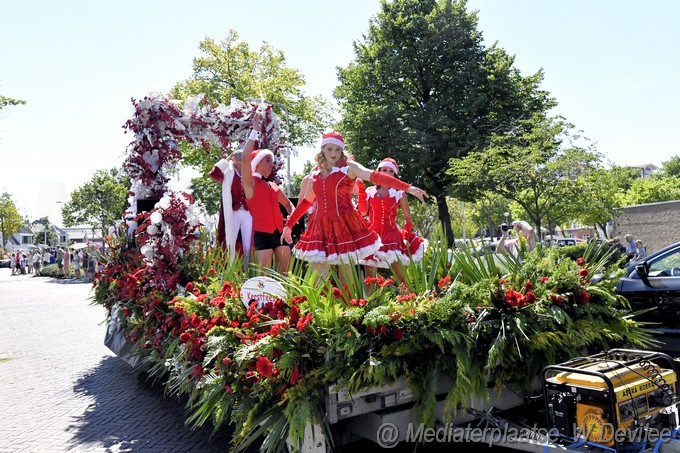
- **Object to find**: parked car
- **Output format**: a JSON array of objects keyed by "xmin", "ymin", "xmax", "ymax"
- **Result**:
[
  {"xmin": 615, "ymin": 241, "xmax": 680, "ymax": 352},
  {"xmin": 0, "ymin": 257, "xmax": 11, "ymax": 268}
]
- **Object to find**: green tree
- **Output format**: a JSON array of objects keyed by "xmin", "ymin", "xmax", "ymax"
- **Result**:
[
  {"xmin": 449, "ymin": 116, "xmax": 602, "ymax": 238},
  {"xmin": 334, "ymin": 0, "xmax": 555, "ymax": 246},
  {"xmin": 622, "ymin": 176, "xmax": 680, "ymax": 206},
  {"xmin": 0, "ymin": 192, "xmax": 23, "ymax": 250},
  {"xmin": 171, "ymin": 30, "xmax": 333, "ymax": 214},
  {"xmin": 62, "ymin": 169, "xmax": 130, "ymax": 236},
  {"xmin": 32, "ymin": 216, "xmax": 58, "ymax": 246},
  {"xmin": 0, "ymin": 94, "xmax": 26, "ymax": 110},
  {"xmin": 574, "ymin": 165, "xmax": 637, "ymax": 237},
  {"xmin": 661, "ymin": 155, "xmax": 680, "ymax": 178}
]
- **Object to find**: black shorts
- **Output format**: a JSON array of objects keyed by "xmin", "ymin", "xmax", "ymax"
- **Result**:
[{"xmin": 253, "ymin": 230, "xmax": 286, "ymax": 251}]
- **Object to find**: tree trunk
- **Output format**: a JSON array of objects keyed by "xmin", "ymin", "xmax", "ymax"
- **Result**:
[{"xmin": 436, "ymin": 195, "xmax": 455, "ymax": 248}]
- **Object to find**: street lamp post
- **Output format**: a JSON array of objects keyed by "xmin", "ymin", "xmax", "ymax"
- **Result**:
[
  {"xmin": 245, "ymin": 97, "xmax": 293, "ymax": 197},
  {"xmin": 504, "ymin": 212, "xmax": 510, "ymax": 226}
]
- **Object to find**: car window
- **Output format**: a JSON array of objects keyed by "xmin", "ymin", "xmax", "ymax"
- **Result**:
[{"xmin": 648, "ymin": 248, "xmax": 680, "ymax": 277}]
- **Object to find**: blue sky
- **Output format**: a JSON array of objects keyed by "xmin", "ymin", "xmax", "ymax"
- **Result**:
[{"xmin": 1, "ymin": 0, "xmax": 678, "ymax": 224}]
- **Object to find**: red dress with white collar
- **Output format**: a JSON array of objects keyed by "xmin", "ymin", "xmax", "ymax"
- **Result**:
[
  {"xmin": 293, "ymin": 161, "xmax": 381, "ymax": 264},
  {"xmin": 360, "ymin": 186, "xmax": 426, "ymax": 268}
]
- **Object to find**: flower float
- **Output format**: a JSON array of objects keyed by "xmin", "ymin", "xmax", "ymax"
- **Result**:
[{"xmin": 92, "ymin": 95, "xmax": 655, "ymax": 452}]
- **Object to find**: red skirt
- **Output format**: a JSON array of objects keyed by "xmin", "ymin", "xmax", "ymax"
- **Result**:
[{"xmin": 294, "ymin": 210, "xmax": 381, "ymax": 265}]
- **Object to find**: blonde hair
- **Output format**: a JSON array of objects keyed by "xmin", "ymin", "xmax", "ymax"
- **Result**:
[{"xmin": 315, "ymin": 144, "xmax": 347, "ymax": 167}]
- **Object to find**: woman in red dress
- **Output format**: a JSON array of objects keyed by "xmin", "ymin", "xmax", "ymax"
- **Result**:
[
  {"xmin": 360, "ymin": 158, "xmax": 426, "ymax": 291},
  {"xmin": 281, "ymin": 132, "xmax": 427, "ymax": 287}
]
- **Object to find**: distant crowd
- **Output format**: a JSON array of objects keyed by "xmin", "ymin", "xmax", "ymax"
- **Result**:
[{"xmin": 4, "ymin": 246, "xmax": 100, "ymax": 281}]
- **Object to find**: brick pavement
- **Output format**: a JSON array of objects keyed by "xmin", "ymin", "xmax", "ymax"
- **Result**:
[{"xmin": 0, "ymin": 271, "xmax": 239, "ymax": 452}]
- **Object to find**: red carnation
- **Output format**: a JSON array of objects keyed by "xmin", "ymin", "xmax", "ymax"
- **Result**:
[
  {"xmin": 179, "ymin": 332, "xmax": 192, "ymax": 343},
  {"xmin": 540, "ymin": 276, "xmax": 550, "ymax": 283},
  {"xmin": 256, "ymin": 356, "xmax": 273, "ymax": 377},
  {"xmin": 296, "ymin": 312, "xmax": 313, "ymax": 332},
  {"xmin": 576, "ymin": 257, "xmax": 586, "ymax": 266},
  {"xmin": 186, "ymin": 282, "xmax": 194, "ymax": 292},
  {"xmin": 579, "ymin": 268, "xmax": 589, "ymax": 277},
  {"xmin": 438, "ymin": 275, "xmax": 452, "ymax": 289},
  {"xmin": 391, "ymin": 327, "xmax": 404, "ymax": 340},
  {"xmin": 576, "ymin": 289, "xmax": 590, "ymax": 304},
  {"xmin": 525, "ymin": 281, "xmax": 533, "ymax": 289},
  {"xmin": 290, "ymin": 365, "xmax": 300, "ymax": 385},
  {"xmin": 190, "ymin": 314, "xmax": 202, "ymax": 328}
]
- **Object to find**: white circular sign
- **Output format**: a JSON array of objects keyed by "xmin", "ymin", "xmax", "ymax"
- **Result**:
[{"xmin": 240, "ymin": 277, "xmax": 286, "ymax": 309}]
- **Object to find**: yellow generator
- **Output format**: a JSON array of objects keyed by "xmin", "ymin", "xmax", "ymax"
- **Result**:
[{"xmin": 543, "ymin": 349, "xmax": 680, "ymax": 450}]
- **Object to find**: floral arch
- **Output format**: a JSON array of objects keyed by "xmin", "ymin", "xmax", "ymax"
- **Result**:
[{"xmin": 119, "ymin": 94, "xmax": 286, "ymax": 270}]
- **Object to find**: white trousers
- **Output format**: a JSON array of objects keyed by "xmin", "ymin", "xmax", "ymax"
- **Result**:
[{"xmin": 231, "ymin": 209, "xmax": 253, "ymax": 257}]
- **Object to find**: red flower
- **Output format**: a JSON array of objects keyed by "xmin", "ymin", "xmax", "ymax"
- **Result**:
[
  {"xmin": 222, "ymin": 357, "xmax": 232, "ymax": 365},
  {"xmin": 332, "ymin": 287, "xmax": 343, "ymax": 298},
  {"xmin": 186, "ymin": 282, "xmax": 194, "ymax": 292},
  {"xmin": 576, "ymin": 289, "xmax": 590, "ymax": 304},
  {"xmin": 256, "ymin": 356, "xmax": 273, "ymax": 377},
  {"xmin": 349, "ymin": 298, "xmax": 367, "ymax": 307},
  {"xmin": 522, "ymin": 290, "xmax": 537, "ymax": 305},
  {"xmin": 391, "ymin": 327, "xmax": 404, "ymax": 340},
  {"xmin": 396, "ymin": 293, "xmax": 416, "ymax": 302},
  {"xmin": 289, "ymin": 305, "xmax": 300, "ymax": 325},
  {"xmin": 289, "ymin": 295, "xmax": 307, "ymax": 305},
  {"xmin": 290, "ymin": 365, "xmax": 300, "ymax": 385},
  {"xmin": 576, "ymin": 257, "xmax": 586, "ymax": 266},
  {"xmin": 524, "ymin": 281, "xmax": 533, "ymax": 289},
  {"xmin": 296, "ymin": 312, "xmax": 313, "ymax": 332},
  {"xmin": 179, "ymin": 332, "xmax": 192, "ymax": 343},
  {"xmin": 190, "ymin": 314, "xmax": 202, "ymax": 328},
  {"xmin": 550, "ymin": 294, "xmax": 564, "ymax": 306},
  {"xmin": 540, "ymin": 276, "xmax": 550, "ymax": 283},
  {"xmin": 579, "ymin": 268, "xmax": 589, "ymax": 277},
  {"xmin": 224, "ymin": 384, "xmax": 233, "ymax": 393},
  {"xmin": 438, "ymin": 275, "xmax": 452, "ymax": 289},
  {"xmin": 379, "ymin": 278, "xmax": 395, "ymax": 288},
  {"xmin": 499, "ymin": 279, "xmax": 507, "ymax": 285}
]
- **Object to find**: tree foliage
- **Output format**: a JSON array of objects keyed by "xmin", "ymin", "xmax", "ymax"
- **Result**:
[
  {"xmin": 61, "ymin": 168, "xmax": 130, "ymax": 235},
  {"xmin": 622, "ymin": 175, "xmax": 680, "ymax": 206},
  {"xmin": 170, "ymin": 30, "xmax": 333, "ymax": 214},
  {"xmin": 0, "ymin": 192, "xmax": 24, "ymax": 248},
  {"xmin": 0, "ymin": 94, "xmax": 26, "ymax": 110},
  {"xmin": 334, "ymin": 0, "xmax": 555, "ymax": 245},
  {"xmin": 574, "ymin": 165, "xmax": 637, "ymax": 236},
  {"xmin": 448, "ymin": 115, "xmax": 602, "ymax": 237}
]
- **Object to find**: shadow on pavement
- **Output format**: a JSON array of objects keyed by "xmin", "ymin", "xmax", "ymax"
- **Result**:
[{"xmin": 70, "ymin": 355, "xmax": 241, "ymax": 452}]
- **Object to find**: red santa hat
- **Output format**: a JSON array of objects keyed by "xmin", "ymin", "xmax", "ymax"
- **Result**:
[
  {"xmin": 377, "ymin": 157, "xmax": 399, "ymax": 175},
  {"xmin": 320, "ymin": 131, "xmax": 345, "ymax": 149},
  {"xmin": 250, "ymin": 149, "xmax": 274, "ymax": 173}
]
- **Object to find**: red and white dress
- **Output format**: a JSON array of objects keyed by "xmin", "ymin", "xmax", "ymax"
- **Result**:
[
  {"xmin": 293, "ymin": 161, "xmax": 382, "ymax": 264},
  {"xmin": 360, "ymin": 186, "xmax": 426, "ymax": 268}
]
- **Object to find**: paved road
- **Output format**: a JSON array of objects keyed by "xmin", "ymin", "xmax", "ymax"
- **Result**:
[{"xmin": 0, "ymin": 271, "xmax": 236, "ymax": 452}]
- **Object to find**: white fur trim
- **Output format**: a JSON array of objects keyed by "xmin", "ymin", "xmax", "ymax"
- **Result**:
[
  {"xmin": 293, "ymin": 241, "xmax": 381, "ymax": 265},
  {"xmin": 320, "ymin": 137, "xmax": 345, "ymax": 149},
  {"xmin": 215, "ymin": 158, "xmax": 230, "ymax": 172},
  {"xmin": 377, "ymin": 161, "xmax": 399, "ymax": 174},
  {"xmin": 251, "ymin": 150, "xmax": 274, "ymax": 173}
]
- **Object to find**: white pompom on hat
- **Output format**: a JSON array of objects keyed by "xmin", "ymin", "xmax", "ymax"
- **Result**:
[
  {"xmin": 250, "ymin": 149, "xmax": 274, "ymax": 173},
  {"xmin": 377, "ymin": 157, "xmax": 399, "ymax": 175},
  {"xmin": 320, "ymin": 131, "xmax": 345, "ymax": 150}
]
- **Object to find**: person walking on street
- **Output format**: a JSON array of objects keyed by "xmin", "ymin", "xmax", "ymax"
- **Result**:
[{"xmin": 32, "ymin": 250, "xmax": 42, "ymax": 277}]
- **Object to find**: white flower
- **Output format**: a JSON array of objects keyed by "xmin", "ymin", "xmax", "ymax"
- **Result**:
[{"xmin": 150, "ymin": 211, "xmax": 163, "ymax": 224}]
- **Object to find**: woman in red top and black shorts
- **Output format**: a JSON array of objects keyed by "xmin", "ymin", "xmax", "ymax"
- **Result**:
[{"xmin": 241, "ymin": 116, "xmax": 294, "ymax": 274}]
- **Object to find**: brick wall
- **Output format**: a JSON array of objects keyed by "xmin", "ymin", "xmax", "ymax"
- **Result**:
[{"xmin": 612, "ymin": 200, "xmax": 680, "ymax": 254}]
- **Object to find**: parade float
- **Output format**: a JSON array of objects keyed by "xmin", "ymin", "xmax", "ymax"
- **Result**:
[{"xmin": 94, "ymin": 95, "xmax": 680, "ymax": 453}]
